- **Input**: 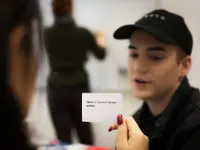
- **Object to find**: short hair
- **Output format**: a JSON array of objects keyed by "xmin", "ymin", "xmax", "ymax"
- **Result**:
[
  {"xmin": 52, "ymin": 0, "xmax": 73, "ymax": 16},
  {"xmin": 176, "ymin": 47, "xmax": 187, "ymax": 64}
]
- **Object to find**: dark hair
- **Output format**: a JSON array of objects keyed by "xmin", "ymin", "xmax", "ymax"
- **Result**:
[
  {"xmin": 52, "ymin": 0, "xmax": 73, "ymax": 16},
  {"xmin": 0, "ymin": 0, "xmax": 42, "ymax": 149}
]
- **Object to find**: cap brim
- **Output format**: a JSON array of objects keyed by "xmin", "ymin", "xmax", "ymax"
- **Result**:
[{"xmin": 113, "ymin": 24, "xmax": 177, "ymax": 45}]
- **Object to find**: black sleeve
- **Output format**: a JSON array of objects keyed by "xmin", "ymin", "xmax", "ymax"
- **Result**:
[
  {"xmin": 181, "ymin": 128, "xmax": 200, "ymax": 150},
  {"xmin": 82, "ymin": 28, "xmax": 106, "ymax": 60}
]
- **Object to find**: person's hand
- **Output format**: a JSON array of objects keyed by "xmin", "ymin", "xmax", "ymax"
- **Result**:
[
  {"xmin": 95, "ymin": 31, "xmax": 105, "ymax": 48},
  {"xmin": 108, "ymin": 114, "xmax": 149, "ymax": 150}
]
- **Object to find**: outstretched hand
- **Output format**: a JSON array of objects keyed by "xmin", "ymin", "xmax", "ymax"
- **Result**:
[{"xmin": 109, "ymin": 114, "xmax": 149, "ymax": 150}]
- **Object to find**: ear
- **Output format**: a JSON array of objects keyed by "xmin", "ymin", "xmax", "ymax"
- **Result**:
[{"xmin": 180, "ymin": 56, "xmax": 192, "ymax": 77}]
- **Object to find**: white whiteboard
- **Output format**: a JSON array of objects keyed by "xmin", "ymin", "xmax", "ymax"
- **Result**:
[{"xmin": 37, "ymin": 0, "xmax": 157, "ymax": 91}]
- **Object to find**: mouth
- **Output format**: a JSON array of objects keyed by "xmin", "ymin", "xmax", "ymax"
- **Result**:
[{"xmin": 134, "ymin": 78, "xmax": 152, "ymax": 84}]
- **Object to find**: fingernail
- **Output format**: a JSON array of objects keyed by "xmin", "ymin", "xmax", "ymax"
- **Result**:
[
  {"xmin": 117, "ymin": 114, "xmax": 123, "ymax": 125},
  {"xmin": 108, "ymin": 126, "xmax": 113, "ymax": 132}
]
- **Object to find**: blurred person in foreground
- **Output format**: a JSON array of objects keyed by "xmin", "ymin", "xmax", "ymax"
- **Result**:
[
  {"xmin": 0, "ymin": 0, "xmax": 42, "ymax": 149},
  {"xmin": 109, "ymin": 9, "xmax": 200, "ymax": 150},
  {"xmin": 44, "ymin": 0, "xmax": 106, "ymax": 145}
]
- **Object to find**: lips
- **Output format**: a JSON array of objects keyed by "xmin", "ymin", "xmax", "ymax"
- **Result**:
[
  {"xmin": 135, "ymin": 79, "xmax": 147, "ymax": 83},
  {"xmin": 134, "ymin": 78, "xmax": 151, "ymax": 84}
]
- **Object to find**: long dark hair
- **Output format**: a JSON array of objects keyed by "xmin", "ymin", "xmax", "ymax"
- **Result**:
[{"xmin": 0, "ymin": 0, "xmax": 42, "ymax": 149}]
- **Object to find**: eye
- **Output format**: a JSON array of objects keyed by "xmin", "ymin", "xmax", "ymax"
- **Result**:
[
  {"xmin": 129, "ymin": 53, "xmax": 139, "ymax": 59},
  {"xmin": 151, "ymin": 56, "xmax": 163, "ymax": 61}
]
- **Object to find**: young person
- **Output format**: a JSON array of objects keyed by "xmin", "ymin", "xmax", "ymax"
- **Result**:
[
  {"xmin": 44, "ymin": 0, "xmax": 106, "ymax": 145},
  {"xmin": 110, "ymin": 9, "xmax": 200, "ymax": 150}
]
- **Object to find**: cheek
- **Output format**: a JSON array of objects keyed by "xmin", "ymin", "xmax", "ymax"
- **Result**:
[
  {"xmin": 128, "ymin": 59, "xmax": 134, "ymax": 76},
  {"xmin": 153, "ymin": 60, "xmax": 180, "ymax": 85}
]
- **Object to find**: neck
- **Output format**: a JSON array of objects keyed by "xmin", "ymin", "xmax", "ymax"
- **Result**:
[
  {"xmin": 55, "ymin": 14, "xmax": 74, "ymax": 25},
  {"xmin": 146, "ymin": 81, "xmax": 182, "ymax": 116},
  {"xmin": 55, "ymin": 14, "xmax": 72, "ymax": 18}
]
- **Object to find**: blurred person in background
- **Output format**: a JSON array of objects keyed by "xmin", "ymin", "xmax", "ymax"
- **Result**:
[
  {"xmin": 44, "ymin": 0, "xmax": 106, "ymax": 145},
  {"xmin": 109, "ymin": 9, "xmax": 200, "ymax": 150},
  {"xmin": 0, "ymin": 0, "xmax": 42, "ymax": 149}
]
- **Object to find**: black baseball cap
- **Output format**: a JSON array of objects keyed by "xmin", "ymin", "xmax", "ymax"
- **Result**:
[{"xmin": 113, "ymin": 9, "xmax": 193, "ymax": 55}]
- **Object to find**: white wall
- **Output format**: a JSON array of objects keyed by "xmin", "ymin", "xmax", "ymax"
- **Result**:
[
  {"xmin": 38, "ymin": 0, "xmax": 200, "ymax": 91},
  {"xmin": 37, "ymin": 0, "xmax": 157, "ymax": 91},
  {"xmin": 158, "ymin": 0, "xmax": 200, "ymax": 88}
]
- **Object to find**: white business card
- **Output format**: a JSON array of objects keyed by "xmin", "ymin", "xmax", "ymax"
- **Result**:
[{"xmin": 82, "ymin": 93, "xmax": 123, "ymax": 123}]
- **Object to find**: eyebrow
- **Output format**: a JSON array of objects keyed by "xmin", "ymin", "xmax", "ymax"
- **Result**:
[
  {"xmin": 128, "ymin": 45, "xmax": 165, "ymax": 52},
  {"xmin": 147, "ymin": 47, "xmax": 165, "ymax": 52},
  {"xmin": 128, "ymin": 45, "xmax": 137, "ymax": 49}
]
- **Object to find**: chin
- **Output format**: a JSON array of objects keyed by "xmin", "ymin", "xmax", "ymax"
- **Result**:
[{"xmin": 132, "ymin": 90, "xmax": 155, "ymax": 101}]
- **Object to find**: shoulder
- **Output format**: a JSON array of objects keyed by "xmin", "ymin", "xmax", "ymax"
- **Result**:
[
  {"xmin": 179, "ymin": 101, "xmax": 200, "ymax": 133},
  {"xmin": 190, "ymin": 87, "xmax": 200, "ymax": 105},
  {"xmin": 178, "ymin": 87, "xmax": 200, "ymax": 133},
  {"xmin": 44, "ymin": 25, "xmax": 57, "ymax": 35},
  {"xmin": 171, "ymin": 114, "xmax": 200, "ymax": 149},
  {"xmin": 162, "ymin": 94, "xmax": 200, "ymax": 150},
  {"xmin": 78, "ymin": 27, "xmax": 94, "ymax": 37},
  {"xmin": 173, "ymin": 92, "xmax": 200, "ymax": 145}
]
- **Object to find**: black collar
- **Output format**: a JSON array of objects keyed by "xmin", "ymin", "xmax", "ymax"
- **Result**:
[
  {"xmin": 55, "ymin": 15, "xmax": 76, "ymax": 26},
  {"xmin": 134, "ymin": 77, "xmax": 192, "ymax": 138}
]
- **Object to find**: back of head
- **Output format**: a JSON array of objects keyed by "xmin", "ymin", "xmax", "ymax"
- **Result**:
[
  {"xmin": 0, "ymin": 0, "xmax": 41, "ymax": 149},
  {"xmin": 52, "ymin": 0, "xmax": 73, "ymax": 17}
]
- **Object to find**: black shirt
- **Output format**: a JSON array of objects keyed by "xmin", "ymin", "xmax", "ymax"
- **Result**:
[
  {"xmin": 133, "ymin": 77, "xmax": 200, "ymax": 150},
  {"xmin": 44, "ymin": 16, "xmax": 106, "ymax": 87}
]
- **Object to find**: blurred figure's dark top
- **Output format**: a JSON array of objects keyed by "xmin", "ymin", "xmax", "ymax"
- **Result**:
[{"xmin": 44, "ymin": 15, "xmax": 106, "ymax": 88}]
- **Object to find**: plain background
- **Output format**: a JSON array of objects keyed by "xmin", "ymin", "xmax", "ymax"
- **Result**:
[{"xmin": 37, "ymin": 0, "xmax": 157, "ymax": 91}]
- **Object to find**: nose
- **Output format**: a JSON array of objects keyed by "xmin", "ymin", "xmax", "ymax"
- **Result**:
[{"xmin": 131, "ymin": 58, "xmax": 148, "ymax": 74}]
